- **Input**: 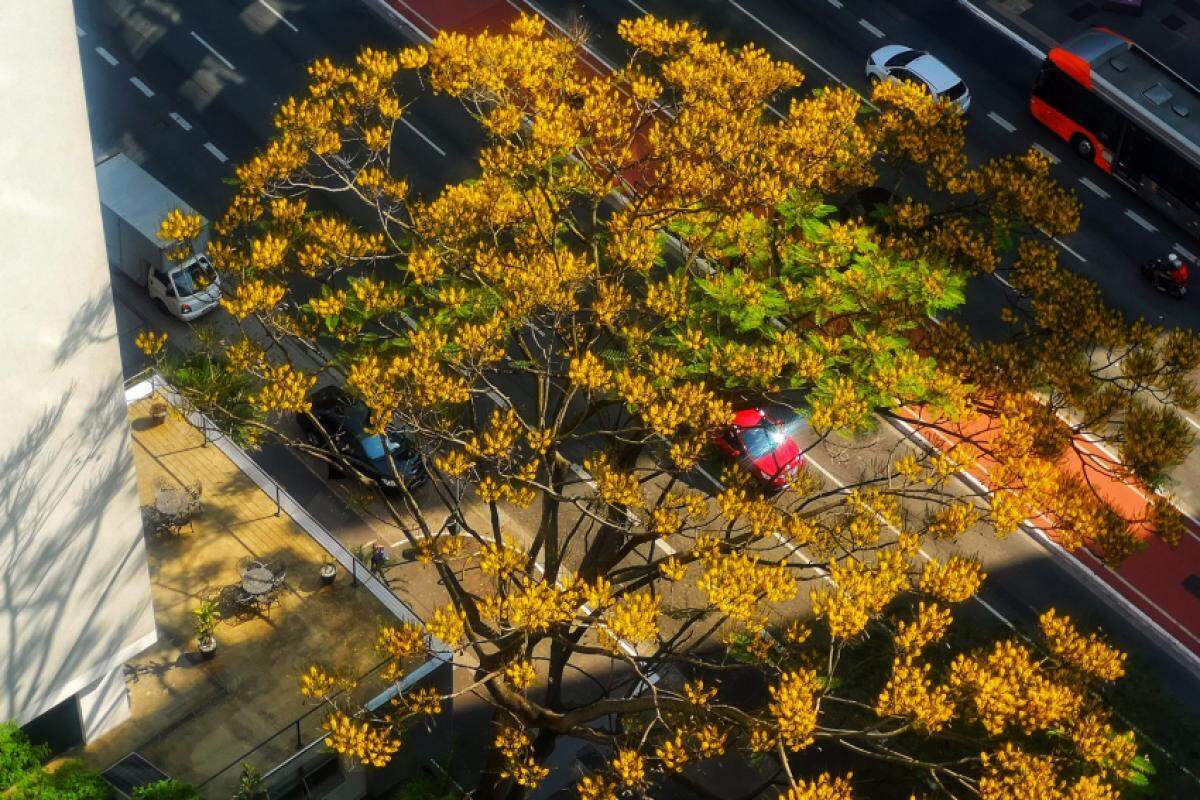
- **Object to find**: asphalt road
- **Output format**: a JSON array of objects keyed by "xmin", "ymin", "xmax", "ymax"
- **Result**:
[
  {"xmin": 75, "ymin": 0, "xmax": 1200, "ymax": 783},
  {"xmin": 543, "ymin": 0, "xmax": 1200, "ymax": 335}
]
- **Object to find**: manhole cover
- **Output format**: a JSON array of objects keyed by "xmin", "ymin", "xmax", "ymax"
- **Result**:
[
  {"xmin": 1161, "ymin": 12, "xmax": 1188, "ymax": 30},
  {"xmin": 1068, "ymin": 2, "xmax": 1098, "ymax": 20}
]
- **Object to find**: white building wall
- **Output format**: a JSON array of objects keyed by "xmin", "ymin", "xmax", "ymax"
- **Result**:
[{"xmin": 0, "ymin": 0, "xmax": 156, "ymax": 734}]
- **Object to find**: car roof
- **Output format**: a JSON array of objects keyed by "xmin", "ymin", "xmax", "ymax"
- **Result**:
[{"xmin": 906, "ymin": 54, "xmax": 960, "ymax": 93}]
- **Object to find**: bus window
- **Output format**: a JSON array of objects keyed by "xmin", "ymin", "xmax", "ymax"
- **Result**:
[
  {"xmin": 1121, "ymin": 127, "xmax": 1200, "ymax": 211},
  {"xmin": 1034, "ymin": 63, "xmax": 1126, "ymax": 145}
]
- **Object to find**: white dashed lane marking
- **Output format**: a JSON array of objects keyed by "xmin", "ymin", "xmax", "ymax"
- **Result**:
[
  {"xmin": 1079, "ymin": 177, "xmax": 1110, "ymax": 199},
  {"xmin": 203, "ymin": 142, "xmax": 229, "ymax": 163},
  {"xmin": 190, "ymin": 31, "xmax": 236, "ymax": 71},
  {"xmin": 1125, "ymin": 208, "xmax": 1158, "ymax": 232},
  {"xmin": 1031, "ymin": 143, "xmax": 1059, "ymax": 164},
  {"xmin": 827, "ymin": 0, "xmax": 843, "ymax": 7},
  {"xmin": 129, "ymin": 77, "xmax": 155, "ymax": 98},
  {"xmin": 95, "ymin": 47, "xmax": 118, "ymax": 66},
  {"xmin": 987, "ymin": 111, "xmax": 1016, "ymax": 132},
  {"xmin": 257, "ymin": 0, "xmax": 299, "ymax": 32},
  {"xmin": 858, "ymin": 18, "xmax": 885, "ymax": 38},
  {"xmin": 1175, "ymin": 244, "xmax": 1197, "ymax": 262},
  {"xmin": 76, "ymin": 25, "xmax": 86, "ymax": 37},
  {"xmin": 169, "ymin": 112, "xmax": 193, "ymax": 131}
]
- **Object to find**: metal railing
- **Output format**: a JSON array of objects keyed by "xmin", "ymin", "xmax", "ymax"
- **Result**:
[{"xmin": 123, "ymin": 373, "xmax": 452, "ymax": 796}]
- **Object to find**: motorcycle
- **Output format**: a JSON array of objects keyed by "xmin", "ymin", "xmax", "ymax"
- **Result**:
[{"xmin": 1140, "ymin": 255, "xmax": 1188, "ymax": 300}]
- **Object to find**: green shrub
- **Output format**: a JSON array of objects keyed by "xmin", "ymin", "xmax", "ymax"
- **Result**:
[
  {"xmin": 10, "ymin": 760, "xmax": 110, "ymax": 800},
  {"xmin": 0, "ymin": 722, "xmax": 49, "ymax": 790},
  {"xmin": 392, "ymin": 771, "xmax": 459, "ymax": 800},
  {"xmin": 129, "ymin": 779, "xmax": 200, "ymax": 800},
  {"xmin": 232, "ymin": 764, "xmax": 268, "ymax": 800}
]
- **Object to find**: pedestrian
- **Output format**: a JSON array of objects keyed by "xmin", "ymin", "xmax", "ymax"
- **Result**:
[{"xmin": 369, "ymin": 542, "xmax": 388, "ymax": 576}]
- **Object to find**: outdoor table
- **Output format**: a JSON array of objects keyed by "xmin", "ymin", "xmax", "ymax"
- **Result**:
[
  {"xmin": 154, "ymin": 487, "xmax": 189, "ymax": 517},
  {"xmin": 242, "ymin": 566, "xmax": 275, "ymax": 596}
]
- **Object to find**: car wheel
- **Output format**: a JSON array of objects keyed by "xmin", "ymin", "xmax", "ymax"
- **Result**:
[{"xmin": 1071, "ymin": 134, "xmax": 1094, "ymax": 161}]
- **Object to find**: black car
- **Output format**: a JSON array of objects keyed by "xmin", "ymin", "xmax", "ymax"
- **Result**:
[{"xmin": 296, "ymin": 385, "xmax": 426, "ymax": 491}]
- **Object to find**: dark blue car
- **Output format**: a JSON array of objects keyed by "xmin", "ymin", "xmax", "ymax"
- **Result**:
[{"xmin": 296, "ymin": 385, "xmax": 426, "ymax": 492}]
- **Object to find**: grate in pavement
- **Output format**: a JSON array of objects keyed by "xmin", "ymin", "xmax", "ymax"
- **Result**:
[
  {"xmin": 1068, "ymin": 2, "xmax": 1099, "ymax": 20},
  {"xmin": 101, "ymin": 753, "xmax": 170, "ymax": 798},
  {"xmin": 1161, "ymin": 12, "xmax": 1188, "ymax": 29}
]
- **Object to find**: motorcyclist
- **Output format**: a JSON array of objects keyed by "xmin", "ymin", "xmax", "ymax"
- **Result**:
[{"xmin": 1150, "ymin": 252, "xmax": 1189, "ymax": 290}]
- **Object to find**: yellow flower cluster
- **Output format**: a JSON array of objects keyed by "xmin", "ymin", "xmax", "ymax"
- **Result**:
[
  {"xmin": 894, "ymin": 602, "xmax": 952, "ymax": 656},
  {"xmin": 156, "ymin": 208, "xmax": 205, "ymax": 243},
  {"xmin": 426, "ymin": 605, "xmax": 466, "ymax": 645},
  {"xmin": 917, "ymin": 554, "xmax": 983, "ymax": 604},
  {"xmin": 810, "ymin": 549, "xmax": 908, "ymax": 639},
  {"xmin": 479, "ymin": 542, "xmax": 528, "ymax": 581},
  {"xmin": 322, "ymin": 711, "xmax": 401, "ymax": 767},
  {"xmin": 398, "ymin": 685, "xmax": 442, "ymax": 717},
  {"xmin": 134, "ymin": 330, "xmax": 168, "ymax": 358},
  {"xmin": 583, "ymin": 453, "xmax": 644, "ymax": 509},
  {"xmin": 875, "ymin": 657, "xmax": 954, "ymax": 732},
  {"xmin": 1039, "ymin": 609, "xmax": 1126, "ymax": 681},
  {"xmin": 568, "ymin": 351, "xmax": 612, "ymax": 392},
  {"xmin": 697, "ymin": 550, "xmax": 796, "ymax": 630},
  {"xmin": 604, "ymin": 592, "xmax": 660, "ymax": 646},
  {"xmin": 778, "ymin": 773, "xmax": 855, "ymax": 800},
  {"xmin": 769, "ymin": 669, "xmax": 820, "ymax": 751},
  {"xmin": 252, "ymin": 364, "xmax": 317, "ymax": 413},
  {"xmin": 502, "ymin": 657, "xmax": 537, "ymax": 691},
  {"xmin": 949, "ymin": 640, "xmax": 1081, "ymax": 735},
  {"xmin": 222, "ymin": 279, "xmax": 287, "ymax": 319},
  {"xmin": 299, "ymin": 665, "xmax": 337, "ymax": 699},
  {"xmin": 611, "ymin": 748, "xmax": 645, "ymax": 787}
]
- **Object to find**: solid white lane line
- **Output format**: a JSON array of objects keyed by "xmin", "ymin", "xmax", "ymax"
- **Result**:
[
  {"xmin": 858, "ymin": 18, "xmax": 885, "ymax": 38},
  {"xmin": 987, "ymin": 111, "xmax": 1016, "ymax": 133},
  {"xmin": 169, "ymin": 112, "xmax": 193, "ymax": 131},
  {"xmin": 1175, "ymin": 243, "xmax": 1198, "ymax": 262},
  {"xmin": 204, "ymin": 142, "xmax": 229, "ymax": 163},
  {"xmin": 621, "ymin": 0, "xmax": 651, "ymax": 13},
  {"xmin": 827, "ymin": 0, "xmax": 844, "ymax": 8},
  {"xmin": 726, "ymin": 0, "xmax": 853, "ymax": 91},
  {"xmin": 1079, "ymin": 177, "xmax": 1110, "ymax": 199},
  {"xmin": 76, "ymin": 25, "xmax": 86, "ymax": 37},
  {"xmin": 95, "ymin": 46, "xmax": 118, "ymax": 66},
  {"xmin": 1125, "ymin": 208, "xmax": 1158, "ymax": 232},
  {"xmin": 190, "ymin": 31, "xmax": 236, "ymax": 71},
  {"xmin": 129, "ymin": 76, "xmax": 155, "ymax": 98},
  {"xmin": 257, "ymin": 0, "xmax": 299, "ymax": 31},
  {"xmin": 1031, "ymin": 142, "xmax": 1059, "ymax": 164},
  {"xmin": 401, "ymin": 118, "xmax": 446, "ymax": 156},
  {"xmin": 954, "ymin": 0, "xmax": 1046, "ymax": 60},
  {"xmin": 1052, "ymin": 235, "xmax": 1087, "ymax": 262}
]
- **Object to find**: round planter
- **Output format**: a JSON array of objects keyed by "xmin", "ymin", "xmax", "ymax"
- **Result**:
[
  {"xmin": 149, "ymin": 404, "xmax": 169, "ymax": 427},
  {"xmin": 319, "ymin": 563, "xmax": 337, "ymax": 585},
  {"xmin": 198, "ymin": 636, "xmax": 217, "ymax": 660}
]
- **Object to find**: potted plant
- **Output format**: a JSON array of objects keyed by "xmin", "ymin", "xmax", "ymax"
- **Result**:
[
  {"xmin": 319, "ymin": 560, "xmax": 336, "ymax": 585},
  {"xmin": 149, "ymin": 401, "xmax": 170, "ymax": 426},
  {"xmin": 192, "ymin": 600, "xmax": 221, "ymax": 660}
]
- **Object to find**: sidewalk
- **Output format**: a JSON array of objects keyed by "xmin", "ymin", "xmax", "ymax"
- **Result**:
[{"xmin": 971, "ymin": 0, "xmax": 1200, "ymax": 81}]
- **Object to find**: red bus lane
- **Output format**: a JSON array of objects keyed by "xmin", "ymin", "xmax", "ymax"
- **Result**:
[
  {"xmin": 378, "ymin": 0, "xmax": 1200, "ymax": 671},
  {"xmin": 903, "ymin": 405, "xmax": 1200, "ymax": 668}
]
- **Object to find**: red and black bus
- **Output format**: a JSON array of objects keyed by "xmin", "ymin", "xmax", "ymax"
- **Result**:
[{"xmin": 1030, "ymin": 29, "xmax": 1200, "ymax": 239}]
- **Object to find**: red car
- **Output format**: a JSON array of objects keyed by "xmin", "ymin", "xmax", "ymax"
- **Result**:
[{"xmin": 715, "ymin": 407, "xmax": 805, "ymax": 489}]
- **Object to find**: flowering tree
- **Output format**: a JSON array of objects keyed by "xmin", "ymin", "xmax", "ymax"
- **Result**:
[{"xmin": 142, "ymin": 15, "xmax": 1191, "ymax": 800}]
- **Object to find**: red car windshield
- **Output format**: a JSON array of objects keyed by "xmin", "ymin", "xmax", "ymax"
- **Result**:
[{"xmin": 739, "ymin": 424, "xmax": 787, "ymax": 460}]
